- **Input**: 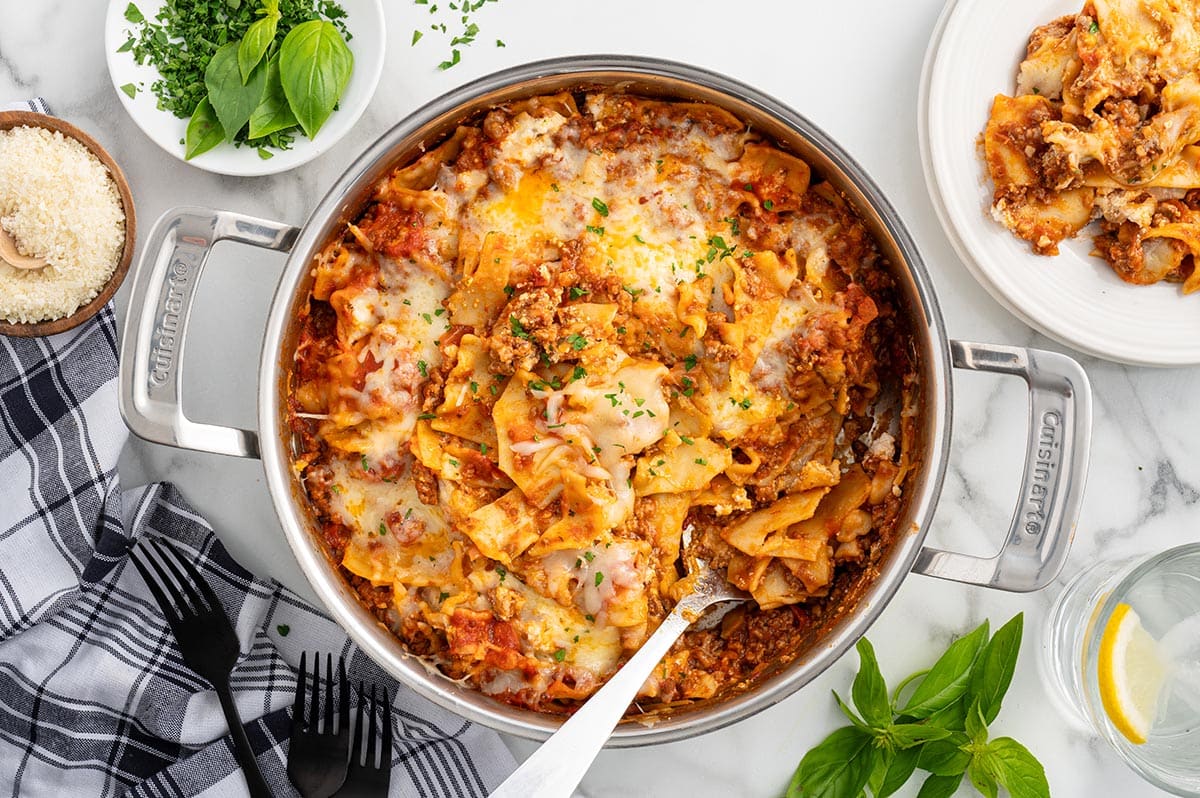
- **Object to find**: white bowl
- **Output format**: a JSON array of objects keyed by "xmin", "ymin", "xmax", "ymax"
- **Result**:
[
  {"xmin": 920, "ymin": 0, "xmax": 1200, "ymax": 366},
  {"xmin": 104, "ymin": 0, "xmax": 384, "ymax": 176}
]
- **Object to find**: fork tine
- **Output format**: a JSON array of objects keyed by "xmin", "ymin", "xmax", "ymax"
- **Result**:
[
  {"xmin": 324, "ymin": 653, "xmax": 334, "ymax": 736},
  {"xmin": 380, "ymin": 687, "xmax": 392, "ymax": 765},
  {"xmin": 129, "ymin": 547, "xmax": 179, "ymax": 625},
  {"xmin": 365, "ymin": 683, "xmax": 379, "ymax": 768},
  {"xmin": 164, "ymin": 537, "xmax": 225, "ymax": 615},
  {"xmin": 350, "ymin": 682, "xmax": 366, "ymax": 766},
  {"xmin": 293, "ymin": 651, "xmax": 308, "ymax": 731},
  {"xmin": 310, "ymin": 652, "xmax": 321, "ymax": 735},
  {"xmin": 148, "ymin": 539, "xmax": 208, "ymax": 615},
  {"xmin": 338, "ymin": 656, "xmax": 349, "ymax": 736},
  {"xmin": 137, "ymin": 543, "xmax": 195, "ymax": 617}
]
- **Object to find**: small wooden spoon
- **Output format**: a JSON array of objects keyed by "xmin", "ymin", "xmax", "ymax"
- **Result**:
[{"xmin": 0, "ymin": 228, "xmax": 47, "ymax": 270}]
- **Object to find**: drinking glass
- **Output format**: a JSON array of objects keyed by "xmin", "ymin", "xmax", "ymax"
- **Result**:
[{"xmin": 1042, "ymin": 543, "xmax": 1200, "ymax": 797}]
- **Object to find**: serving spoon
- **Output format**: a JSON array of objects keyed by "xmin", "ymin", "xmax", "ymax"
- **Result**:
[
  {"xmin": 0, "ymin": 228, "xmax": 47, "ymax": 269},
  {"xmin": 488, "ymin": 558, "xmax": 746, "ymax": 798}
]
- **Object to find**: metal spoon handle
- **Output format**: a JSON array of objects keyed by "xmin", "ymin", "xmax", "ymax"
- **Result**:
[{"xmin": 489, "ymin": 596, "xmax": 709, "ymax": 798}]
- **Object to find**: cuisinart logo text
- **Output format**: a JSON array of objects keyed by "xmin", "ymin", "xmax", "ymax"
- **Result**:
[
  {"xmin": 1023, "ymin": 410, "xmax": 1061, "ymax": 535},
  {"xmin": 149, "ymin": 258, "xmax": 190, "ymax": 386}
]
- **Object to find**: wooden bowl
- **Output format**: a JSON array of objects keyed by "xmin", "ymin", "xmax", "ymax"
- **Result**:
[{"xmin": 0, "ymin": 111, "xmax": 136, "ymax": 337}]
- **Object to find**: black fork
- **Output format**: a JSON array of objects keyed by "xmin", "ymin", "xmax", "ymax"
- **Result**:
[
  {"xmin": 287, "ymin": 652, "xmax": 350, "ymax": 798},
  {"xmin": 129, "ymin": 537, "xmax": 272, "ymax": 798},
  {"xmin": 333, "ymin": 683, "xmax": 393, "ymax": 797}
]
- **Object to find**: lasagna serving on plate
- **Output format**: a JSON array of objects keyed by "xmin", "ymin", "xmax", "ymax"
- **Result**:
[
  {"xmin": 288, "ymin": 91, "xmax": 918, "ymax": 715},
  {"xmin": 983, "ymin": 0, "xmax": 1200, "ymax": 291}
]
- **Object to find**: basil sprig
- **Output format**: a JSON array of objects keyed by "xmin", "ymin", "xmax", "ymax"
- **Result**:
[{"xmin": 788, "ymin": 614, "xmax": 1049, "ymax": 798}]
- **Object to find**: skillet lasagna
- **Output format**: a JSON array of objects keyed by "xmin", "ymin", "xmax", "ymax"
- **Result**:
[
  {"xmin": 984, "ymin": 0, "xmax": 1200, "ymax": 290},
  {"xmin": 289, "ymin": 91, "xmax": 918, "ymax": 714}
]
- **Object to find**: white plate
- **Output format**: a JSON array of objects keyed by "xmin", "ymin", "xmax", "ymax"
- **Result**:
[
  {"xmin": 920, "ymin": 0, "xmax": 1200, "ymax": 366},
  {"xmin": 104, "ymin": 0, "xmax": 384, "ymax": 176}
]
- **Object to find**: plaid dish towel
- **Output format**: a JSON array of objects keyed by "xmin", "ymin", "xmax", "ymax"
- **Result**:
[{"xmin": 0, "ymin": 101, "xmax": 515, "ymax": 797}]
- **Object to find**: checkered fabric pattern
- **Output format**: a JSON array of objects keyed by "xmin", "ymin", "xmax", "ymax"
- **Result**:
[{"xmin": 0, "ymin": 114, "xmax": 515, "ymax": 793}]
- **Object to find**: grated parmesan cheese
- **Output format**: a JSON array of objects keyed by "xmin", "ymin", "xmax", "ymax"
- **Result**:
[{"xmin": 0, "ymin": 126, "xmax": 125, "ymax": 324}]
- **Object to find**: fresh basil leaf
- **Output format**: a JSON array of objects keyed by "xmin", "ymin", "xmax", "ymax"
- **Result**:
[
  {"xmin": 923, "ymin": 696, "xmax": 967, "ymax": 730},
  {"xmin": 786, "ymin": 726, "xmax": 876, "ymax": 798},
  {"xmin": 832, "ymin": 690, "xmax": 869, "ymax": 731},
  {"xmin": 184, "ymin": 97, "xmax": 224, "ymax": 160},
  {"xmin": 917, "ymin": 773, "xmax": 964, "ymax": 798},
  {"xmin": 263, "ymin": 0, "xmax": 280, "ymax": 14},
  {"xmin": 968, "ymin": 758, "xmax": 1000, "ymax": 798},
  {"xmin": 851, "ymin": 638, "xmax": 891, "ymax": 727},
  {"xmin": 899, "ymin": 620, "xmax": 989, "ymax": 718},
  {"xmin": 889, "ymin": 723, "xmax": 952, "ymax": 749},
  {"xmin": 968, "ymin": 612, "xmax": 1024, "ymax": 724},
  {"xmin": 116, "ymin": 38, "xmax": 135, "ymax": 53},
  {"xmin": 876, "ymin": 745, "xmax": 920, "ymax": 798},
  {"xmin": 205, "ymin": 41, "xmax": 269, "ymax": 140},
  {"xmin": 238, "ymin": 11, "xmax": 279, "ymax": 82},
  {"xmin": 248, "ymin": 54, "xmax": 298, "ymax": 139},
  {"xmin": 917, "ymin": 732, "xmax": 971, "ymax": 776},
  {"xmin": 279, "ymin": 19, "xmax": 353, "ymax": 139},
  {"xmin": 124, "ymin": 2, "xmax": 143, "ymax": 23},
  {"xmin": 965, "ymin": 699, "xmax": 989, "ymax": 746},
  {"xmin": 984, "ymin": 737, "xmax": 1051, "ymax": 798}
]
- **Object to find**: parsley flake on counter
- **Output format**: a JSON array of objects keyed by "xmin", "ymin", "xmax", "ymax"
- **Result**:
[{"xmin": 276, "ymin": 624, "xmax": 291, "ymax": 636}]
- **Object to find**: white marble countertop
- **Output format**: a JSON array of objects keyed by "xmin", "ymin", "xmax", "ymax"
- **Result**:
[{"xmin": 4, "ymin": 0, "xmax": 1194, "ymax": 795}]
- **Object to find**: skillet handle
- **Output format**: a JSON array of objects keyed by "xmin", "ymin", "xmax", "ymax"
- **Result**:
[
  {"xmin": 912, "ymin": 341, "xmax": 1092, "ymax": 592},
  {"xmin": 118, "ymin": 206, "xmax": 299, "ymax": 459}
]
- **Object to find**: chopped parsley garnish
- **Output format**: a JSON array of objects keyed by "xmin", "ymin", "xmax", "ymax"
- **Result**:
[
  {"xmin": 469, "ymin": 380, "xmax": 479, "ymax": 394},
  {"xmin": 584, "ymin": 551, "xmax": 595, "ymax": 562},
  {"xmin": 683, "ymin": 354, "xmax": 698, "ymax": 371},
  {"xmin": 569, "ymin": 286, "xmax": 589, "ymax": 299},
  {"xmin": 763, "ymin": 199, "xmax": 775, "ymax": 211},
  {"xmin": 421, "ymin": 312, "xmax": 433, "ymax": 324},
  {"xmin": 509, "ymin": 316, "xmax": 531, "ymax": 340},
  {"xmin": 695, "ymin": 457, "xmax": 708, "ymax": 466},
  {"xmin": 496, "ymin": 564, "xmax": 507, "ymax": 582},
  {"xmin": 378, "ymin": 522, "xmax": 387, "ymax": 536},
  {"xmin": 418, "ymin": 412, "xmax": 437, "ymax": 420},
  {"xmin": 567, "ymin": 333, "xmax": 588, "ymax": 351},
  {"xmin": 480, "ymin": 442, "xmax": 489, "ymax": 454},
  {"xmin": 633, "ymin": 234, "xmax": 646, "ymax": 244},
  {"xmin": 361, "ymin": 455, "xmax": 370, "ymax": 471},
  {"xmin": 731, "ymin": 396, "xmax": 752, "ymax": 410},
  {"xmin": 585, "ymin": 224, "xmax": 605, "ymax": 236},
  {"xmin": 553, "ymin": 648, "xmax": 566, "ymax": 662},
  {"xmin": 1089, "ymin": 19, "xmax": 1099, "ymax": 33},
  {"xmin": 585, "ymin": 613, "xmax": 595, "ymax": 622},
  {"xmin": 743, "ymin": 182, "xmax": 753, "ymax": 191},
  {"xmin": 681, "ymin": 376, "xmax": 695, "ymax": 397},
  {"xmin": 438, "ymin": 591, "xmax": 449, "ymax": 603},
  {"xmin": 591, "ymin": 197, "xmax": 610, "ymax": 217},
  {"xmin": 622, "ymin": 285, "xmax": 644, "ymax": 301},
  {"xmin": 594, "ymin": 572, "xmax": 604, "ymax": 587},
  {"xmin": 447, "ymin": 458, "xmax": 459, "ymax": 467},
  {"xmin": 679, "ymin": 435, "xmax": 694, "ymax": 445},
  {"xmin": 503, "ymin": 284, "xmax": 515, "ymax": 296},
  {"xmin": 417, "ymin": 360, "xmax": 428, "ymax": 377},
  {"xmin": 434, "ymin": 307, "xmax": 445, "ymax": 316},
  {"xmin": 604, "ymin": 393, "xmax": 620, "ymax": 407},
  {"xmin": 571, "ymin": 365, "xmax": 587, "ymax": 382},
  {"xmin": 551, "ymin": 182, "xmax": 560, "ymax": 192}
]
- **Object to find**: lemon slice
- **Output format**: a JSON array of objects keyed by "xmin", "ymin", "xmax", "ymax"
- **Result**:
[{"xmin": 1097, "ymin": 603, "xmax": 1167, "ymax": 744}]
